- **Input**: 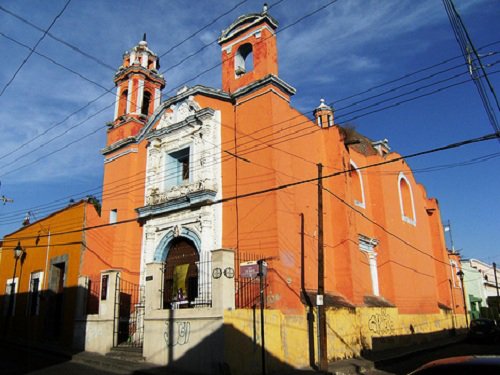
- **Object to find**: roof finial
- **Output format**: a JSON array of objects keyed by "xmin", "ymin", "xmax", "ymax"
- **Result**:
[
  {"xmin": 142, "ymin": 33, "xmax": 147, "ymax": 42},
  {"xmin": 263, "ymin": 3, "xmax": 268, "ymax": 14}
]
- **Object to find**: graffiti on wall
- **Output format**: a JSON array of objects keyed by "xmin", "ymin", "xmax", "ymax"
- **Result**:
[
  {"xmin": 368, "ymin": 311, "xmax": 394, "ymax": 335},
  {"xmin": 164, "ymin": 320, "xmax": 191, "ymax": 346}
]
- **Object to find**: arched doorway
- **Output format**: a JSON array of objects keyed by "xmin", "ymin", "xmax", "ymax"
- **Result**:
[{"xmin": 163, "ymin": 237, "xmax": 199, "ymax": 309}]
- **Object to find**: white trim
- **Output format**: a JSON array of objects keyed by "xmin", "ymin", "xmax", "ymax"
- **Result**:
[
  {"xmin": 126, "ymin": 80, "xmax": 133, "ymax": 113},
  {"xmin": 4, "ymin": 277, "xmax": 19, "ymax": 316},
  {"xmin": 114, "ymin": 86, "xmax": 121, "ymax": 119},
  {"xmin": 137, "ymin": 79, "xmax": 145, "ymax": 114},
  {"xmin": 350, "ymin": 160, "xmax": 366, "ymax": 209},
  {"xmin": 221, "ymin": 25, "xmax": 275, "ymax": 54},
  {"xmin": 154, "ymin": 88, "xmax": 161, "ymax": 111},
  {"xmin": 28, "ymin": 271, "xmax": 43, "ymax": 316},
  {"xmin": 450, "ymin": 260, "xmax": 461, "ymax": 288},
  {"xmin": 141, "ymin": 52, "xmax": 148, "ymax": 68},
  {"xmin": 359, "ymin": 235, "xmax": 380, "ymax": 296},
  {"xmin": 104, "ymin": 148, "xmax": 138, "ymax": 164},
  {"xmin": 398, "ymin": 172, "xmax": 416, "ymax": 226}
]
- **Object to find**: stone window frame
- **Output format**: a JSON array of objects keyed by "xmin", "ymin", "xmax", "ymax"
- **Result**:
[{"xmin": 398, "ymin": 172, "xmax": 416, "ymax": 226}]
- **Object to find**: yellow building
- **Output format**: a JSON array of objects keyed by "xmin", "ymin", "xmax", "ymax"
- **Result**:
[{"xmin": 0, "ymin": 199, "xmax": 100, "ymax": 350}]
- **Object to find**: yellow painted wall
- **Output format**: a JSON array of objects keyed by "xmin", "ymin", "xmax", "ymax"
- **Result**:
[
  {"xmin": 224, "ymin": 307, "xmax": 467, "ymax": 373},
  {"xmin": 0, "ymin": 201, "xmax": 94, "ymax": 348}
]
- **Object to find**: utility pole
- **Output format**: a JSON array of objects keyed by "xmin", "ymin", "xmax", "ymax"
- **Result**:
[
  {"xmin": 300, "ymin": 213, "xmax": 315, "ymax": 368},
  {"xmin": 493, "ymin": 262, "xmax": 499, "ymax": 298},
  {"xmin": 317, "ymin": 163, "xmax": 327, "ymax": 371},
  {"xmin": 257, "ymin": 259, "xmax": 267, "ymax": 375},
  {"xmin": 445, "ymin": 220, "xmax": 456, "ymax": 252}
]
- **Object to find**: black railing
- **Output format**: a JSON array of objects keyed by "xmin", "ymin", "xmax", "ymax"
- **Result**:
[
  {"xmin": 115, "ymin": 276, "xmax": 145, "ymax": 348},
  {"xmin": 235, "ymin": 253, "xmax": 267, "ymax": 309},
  {"xmin": 160, "ymin": 256, "xmax": 212, "ymax": 309}
]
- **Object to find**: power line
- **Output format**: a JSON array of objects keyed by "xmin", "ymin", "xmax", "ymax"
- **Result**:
[
  {"xmin": 3, "ymin": 131, "xmax": 498, "ymax": 241},
  {"xmin": 1, "ymin": 64, "xmax": 498, "ymax": 225},
  {"xmin": 0, "ymin": 58, "xmax": 497, "ymax": 226},
  {"xmin": 0, "ymin": 31, "xmax": 112, "ymax": 93},
  {"xmin": 0, "ymin": 1, "xmax": 263, "ymax": 164},
  {"xmin": 0, "ymin": 0, "xmax": 341, "ymax": 177},
  {"xmin": 443, "ymin": 0, "xmax": 500, "ymax": 139},
  {"xmin": 0, "ymin": 3, "xmax": 115, "ymax": 72},
  {"xmin": 2, "ymin": 1, "xmax": 496, "ymax": 175},
  {"xmin": 0, "ymin": 15, "xmax": 496, "ymax": 223},
  {"xmin": 0, "ymin": 0, "xmax": 72, "ymax": 97}
]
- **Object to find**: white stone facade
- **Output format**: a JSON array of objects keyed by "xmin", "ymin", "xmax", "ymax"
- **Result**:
[{"xmin": 139, "ymin": 96, "xmax": 223, "ymax": 283}]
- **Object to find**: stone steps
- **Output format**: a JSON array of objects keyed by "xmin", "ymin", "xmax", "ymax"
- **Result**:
[{"xmin": 72, "ymin": 348, "xmax": 155, "ymax": 375}]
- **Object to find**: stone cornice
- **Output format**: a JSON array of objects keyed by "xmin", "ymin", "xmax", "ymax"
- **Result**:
[
  {"xmin": 114, "ymin": 65, "xmax": 165, "ymax": 86},
  {"xmin": 137, "ymin": 189, "xmax": 217, "ymax": 221},
  {"xmin": 101, "ymin": 136, "xmax": 137, "ymax": 155},
  {"xmin": 218, "ymin": 12, "xmax": 278, "ymax": 44},
  {"xmin": 146, "ymin": 107, "xmax": 215, "ymax": 140},
  {"xmin": 232, "ymin": 74, "xmax": 296, "ymax": 99}
]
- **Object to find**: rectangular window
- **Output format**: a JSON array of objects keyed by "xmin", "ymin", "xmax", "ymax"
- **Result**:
[
  {"xmin": 109, "ymin": 209, "xmax": 117, "ymax": 224},
  {"xmin": 28, "ymin": 272, "xmax": 43, "ymax": 316},
  {"xmin": 166, "ymin": 148, "xmax": 190, "ymax": 188},
  {"xmin": 101, "ymin": 274, "xmax": 109, "ymax": 301},
  {"xmin": 4, "ymin": 278, "xmax": 18, "ymax": 316}
]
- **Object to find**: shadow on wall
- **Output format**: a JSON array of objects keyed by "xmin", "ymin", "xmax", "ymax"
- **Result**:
[
  {"xmin": 362, "ymin": 328, "xmax": 461, "ymax": 361},
  {"xmin": 0, "ymin": 286, "xmax": 88, "ymax": 353},
  {"xmin": 0, "ymin": 286, "xmax": 88, "ymax": 373},
  {"xmin": 135, "ymin": 322, "xmax": 318, "ymax": 375}
]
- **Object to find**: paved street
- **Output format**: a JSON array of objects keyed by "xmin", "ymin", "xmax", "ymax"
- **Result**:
[
  {"xmin": 1, "ymin": 339, "xmax": 499, "ymax": 375},
  {"xmin": 372, "ymin": 340, "xmax": 500, "ymax": 375},
  {"xmin": 0, "ymin": 343, "xmax": 114, "ymax": 375}
]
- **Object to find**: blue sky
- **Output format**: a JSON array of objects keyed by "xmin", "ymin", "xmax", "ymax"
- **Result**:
[{"xmin": 0, "ymin": 0, "xmax": 498, "ymax": 264}]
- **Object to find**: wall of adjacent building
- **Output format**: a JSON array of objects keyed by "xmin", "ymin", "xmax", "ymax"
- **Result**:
[{"xmin": 0, "ymin": 201, "xmax": 94, "ymax": 349}]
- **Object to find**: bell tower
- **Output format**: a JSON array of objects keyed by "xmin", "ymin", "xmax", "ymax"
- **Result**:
[
  {"xmin": 108, "ymin": 35, "xmax": 165, "ymax": 146},
  {"xmin": 218, "ymin": 5, "xmax": 279, "ymax": 93}
]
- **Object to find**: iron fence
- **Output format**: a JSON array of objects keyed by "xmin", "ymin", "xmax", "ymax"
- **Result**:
[
  {"xmin": 160, "ymin": 256, "xmax": 212, "ymax": 309},
  {"xmin": 235, "ymin": 253, "xmax": 267, "ymax": 309},
  {"xmin": 114, "ymin": 276, "xmax": 145, "ymax": 348}
]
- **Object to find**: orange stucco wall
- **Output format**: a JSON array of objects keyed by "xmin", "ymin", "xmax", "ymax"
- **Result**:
[
  {"xmin": 217, "ymin": 62, "xmax": 454, "ymax": 314},
  {"xmin": 84, "ymin": 140, "xmax": 148, "ymax": 284}
]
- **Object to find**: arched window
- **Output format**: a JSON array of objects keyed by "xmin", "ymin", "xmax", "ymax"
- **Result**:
[
  {"xmin": 162, "ymin": 238, "xmax": 199, "ymax": 308},
  {"xmin": 234, "ymin": 43, "xmax": 253, "ymax": 76},
  {"xmin": 398, "ymin": 172, "xmax": 416, "ymax": 225},
  {"xmin": 317, "ymin": 115, "xmax": 323, "ymax": 127},
  {"xmin": 141, "ymin": 91, "xmax": 151, "ymax": 116},
  {"xmin": 118, "ymin": 89, "xmax": 128, "ymax": 117},
  {"xmin": 350, "ymin": 161, "xmax": 365, "ymax": 208}
]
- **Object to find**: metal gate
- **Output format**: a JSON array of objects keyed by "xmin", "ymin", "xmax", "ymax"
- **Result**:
[{"xmin": 114, "ymin": 275, "xmax": 145, "ymax": 348}]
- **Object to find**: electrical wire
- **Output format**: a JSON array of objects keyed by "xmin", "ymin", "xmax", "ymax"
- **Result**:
[
  {"xmin": 0, "ymin": 0, "xmax": 72, "ymax": 97},
  {"xmin": 3, "ymin": 130, "xmax": 498, "ymax": 240}
]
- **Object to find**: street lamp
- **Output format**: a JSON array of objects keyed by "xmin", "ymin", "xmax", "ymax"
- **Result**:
[
  {"xmin": 8, "ymin": 242, "xmax": 25, "ymax": 316},
  {"xmin": 457, "ymin": 269, "xmax": 469, "ymax": 329},
  {"xmin": 14, "ymin": 241, "xmax": 24, "ymax": 259}
]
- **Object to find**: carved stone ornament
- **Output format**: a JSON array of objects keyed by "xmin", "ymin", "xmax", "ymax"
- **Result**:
[
  {"xmin": 173, "ymin": 224, "xmax": 181, "ymax": 237},
  {"xmin": 157, "ymin": 98, "xmax": 201, "ymax": 129}
]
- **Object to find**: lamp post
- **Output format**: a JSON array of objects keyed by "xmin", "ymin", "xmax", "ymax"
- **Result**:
[
  {"xmin": 8, "ymin": 242, "xmax": 25, "ymax": 317},
  {"xmin": 457, "ymin": 270, "xmax": 468, "ymax": 329}
]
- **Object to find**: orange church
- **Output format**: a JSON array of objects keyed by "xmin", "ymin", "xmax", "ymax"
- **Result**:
[{"xmin": 0, "ymin": 6, "xmax": 467, "ymax": 373}]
